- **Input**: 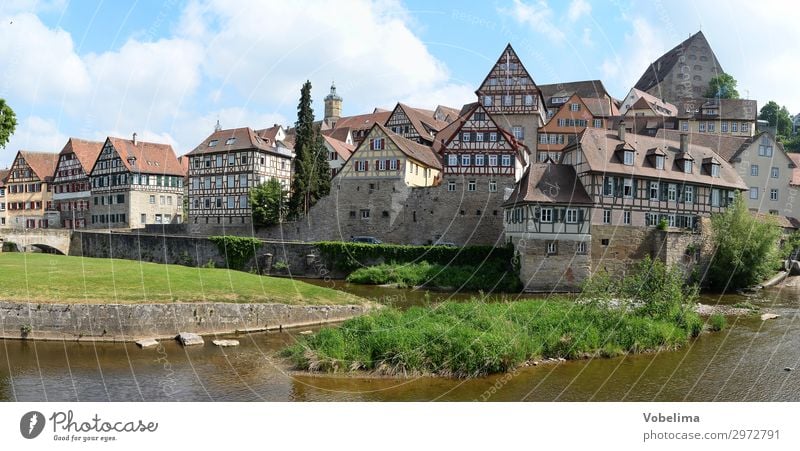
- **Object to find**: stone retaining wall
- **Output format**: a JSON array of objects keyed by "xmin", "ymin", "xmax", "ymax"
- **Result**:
[{"xmin": 0, "ymin": 301, "xmax": 371, "ymax": 342}]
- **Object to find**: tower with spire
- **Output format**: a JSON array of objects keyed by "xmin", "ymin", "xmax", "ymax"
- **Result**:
[{"xmin": 324, "ymin": 82, "xmax": 342, "ymax": 127}]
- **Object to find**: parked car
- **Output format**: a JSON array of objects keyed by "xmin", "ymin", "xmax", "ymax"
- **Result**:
[
  {"xmin": 350, "ymin": 236, "xmax": 382, "ymax": 244},
  {"xmin": 433, "ymin": 241, "xmax": 458, "ymax": 247}
]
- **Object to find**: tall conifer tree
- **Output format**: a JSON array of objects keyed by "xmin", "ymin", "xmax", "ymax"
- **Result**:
[{"xmin": 288, "ymin": 81, "xmax": 331, "ymax": 218}]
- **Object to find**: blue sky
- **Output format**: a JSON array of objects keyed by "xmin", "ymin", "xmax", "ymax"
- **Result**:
[{"xmin": 1, "ymin": 0, "xmax": 797, "ymax": 168}]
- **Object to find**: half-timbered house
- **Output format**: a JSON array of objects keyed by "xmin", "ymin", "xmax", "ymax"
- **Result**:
[
  {"xmin": 186, "ymin": 127, "xmax": 293, "ymax": 229},
  {"xmin": 475, "ymin": 44, "xmax": 546, "ymax": 154},
  {"xmin": 384, "ymin": 103, "xmax": 449, "ymax": 145},
  {"xmin": 0, "ymin": 169, "xmax": 8, "ymax": 226},
  {"xmin": 3, "ymin": 151, "xmax": 59, "ymax": 229},
  {"xmin": 88, "ymin": 135, "xmax": 185, "ymax": 229},
  {"xmin": 536, "ymin": 93, "xmax": 618, "ymax": 162},
  {"xmin": 52, "ymin": 138, "xmax": 103, "ymax": 229}
]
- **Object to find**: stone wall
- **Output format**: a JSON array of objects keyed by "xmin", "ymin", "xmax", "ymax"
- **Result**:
[
  {"xmin": 516, "ymin": 238, "xmax": 591, "ymax": 292},
  {"xmin": 0, "ymin": 301, "xmax": 370, "ymax": 342}
]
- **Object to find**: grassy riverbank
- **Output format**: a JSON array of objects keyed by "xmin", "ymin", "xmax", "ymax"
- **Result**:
[
  {"xmin": 282, "ymin": 298, "xmax": 704, "ymax": 377},
  {"xmin": 0, "ymin": 253, "xmax": 364, "ymax": 305},
  {"xmin": 346, "ymin": 260, "xmax": 521, "ymax": 292}
]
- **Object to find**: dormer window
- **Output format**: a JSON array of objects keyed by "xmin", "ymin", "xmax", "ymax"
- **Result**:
[
  {"xmin": 208, "ymin": 140, "xmax": 218, "ymax": 147},
  {"xmin": 711, "ymin": 163, "xmax": 720, "ymax": 177},
  {"xmin": 225, "ymin": 138, "xmax": 236, "ymax": 145},
  {"xmin": 655, "ymin": 155, "xmax": 665, "ymax": 170},
  {"xmin": 623, "ymin": 150, "xmax": 634, "ymax": 165},
  {"xmin": 684, "ymin": 160, "xmax": 693, "ymax": 173}
]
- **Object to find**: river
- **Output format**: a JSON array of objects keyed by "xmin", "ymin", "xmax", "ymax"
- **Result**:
[{"xmin": 1, "ymin": 281, "xmax": 798, "ymax": 401}]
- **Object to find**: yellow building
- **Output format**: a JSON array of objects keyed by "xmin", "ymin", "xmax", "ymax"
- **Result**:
[
  {"xmin": 338, "ymin": 123, "xmax": 441, "ymax": 187},
  {"xmin": 3, "ymin": 150, "xmax": 59, "ymax": 229}
]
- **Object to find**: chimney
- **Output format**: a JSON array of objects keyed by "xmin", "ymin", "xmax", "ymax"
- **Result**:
[
  {"xmin": 132, "ymin": 132, "xmax": 137, "ymax": 145},
  {"xmin": 618, "ymin": 121, "xmax": 626, "ymax": 142},
  {"xmin": 680, "ymin": 133, "xmax": 689, "ymax": 153}
]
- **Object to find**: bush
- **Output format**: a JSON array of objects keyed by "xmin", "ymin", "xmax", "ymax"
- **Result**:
[
  {"xmin": 209, "ymin": 236, "xmax": 262, "ymax": 270},
  {"xmin": 708, "ymin": 313, "xmax": 726, "ymax": 332},
  {"xmin": 707, "ymin": 194, "xmax": 781, "ymax": 291},
  {"xmin": 346, "ymin": 260, "xmax": 521, "ymax": 292}
]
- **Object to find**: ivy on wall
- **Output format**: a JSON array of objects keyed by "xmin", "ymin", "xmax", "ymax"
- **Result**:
[{"xmin": 209, "ymin": 236, "xmax": 263, "ymax": 271}]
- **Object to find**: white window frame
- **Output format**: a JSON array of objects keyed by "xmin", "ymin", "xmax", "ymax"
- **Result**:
[
  {"xmin": 684, "ymin": 186, "xmax": 694, "ymax": 203},
  {"xmin": 751, "ymin": 164, "xmax": 759, "ymax": 176},
  {"xmin": 501, "ymin": 155, "xmax": 511, "ymax": 167},
  {"xmin": 668, "ymin": 183, "xmax": 677, "ymax": 201},
  {"xmin": 749, "ymin": 187, "xmax": 759, "ymax": 199},
  {"xmin": 461, "ymin": 154, "xmax": 471, "ymax": 166},
  {"xmin": 623, "ymin": 178, "xmax": 633, "ymax": 198},
  {"xmin": 467, "ymin": 180, "xmax": 476, "ymax": 191},
  {"xmin": 489, "ymin": 155, "xmax": 498, "ymax": 166},
  {"xmin": 603, "ymin": 209, "xmax": 611, "ymax": 224},
  {"xmin": 623, "ymin": 151, "xmax": 634, "ymax": 165},
  {"xmin": 488, "ymin": 180, "xmax": 497, "ymax": 192},
  {"xmin": 448, "ymin": 154, "xmax": 458, "ymax": 166},
  {"xmin": 771, "ymin": 167, "xmax": 779, "ymax": 178},
  {"xmin": 649, "ymin": 181, "xmax": 659, "ymax": 200},
  {"xmin": 566, "ymin": 208, "xmax": 578, "ymax": 223},
  {"xmin": 623, "ymin": 210, "xmax": 631, "ymax": 225},
  {"xmin": 462, "ymin": 132, "xmax": 470, "ymax": 142},
  {"xmin": 540, "ymin": 208, "xmax": 553, "ymax": 223},
  {"xmin": 447, "ymin": 181, "xmax": 456, "ymax": 192},
  {"xmin": 770, "ymin": 188, "xmax": 779, "ymax": 201},
  {"xmin": 489, "ymin": 132, "xmax": 497, "ymax": 142},
  {"xmin": 546, "ymin": 242, "xmax": 557, "ymax": 255}
]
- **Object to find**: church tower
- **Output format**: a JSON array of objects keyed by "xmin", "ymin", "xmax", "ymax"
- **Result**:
[{"xmin": 324, "ymin": 82, "xmax": 342, "ymax": 127}]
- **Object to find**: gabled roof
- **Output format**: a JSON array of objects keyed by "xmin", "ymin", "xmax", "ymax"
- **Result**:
[
  {"xmin": 653, "ymin": 128, "xmax": 751, "ymax": 162},
  {"xmin": 59, "ymin": 138, "xmax": 104, "ymax": 173},
  {"xmin": 371, "ymin": 123, "xmax": 441, "ymax": 170},
  {"xmin": 434, "ymin": 105, "xmax": 461, "ymax": 123},
  {"xmin": 255, "ymin": 124, "xmax": 284, "ymax": 142},
  {"xmin": 14, "ymin": 151, "xmax": 59, "ymax": 181},
  {"xmin": 503, "ymin": 163, "xmax": 593, "ymax": 207},
  {"xmin": 432, "ymin": 103, "xmax": 527, "ymax": 160},
  {"xmin": 634, "ymin": 31, "xmax": 723, "ymax": 93},
  {"xmin": 322, "ymin": 134, "xmax": 355, "ymax": 161},
  {"xmin": 187, "ymin": 127, "xmax": 293, "ymax": 158},
  {"xmin": 624, "ymin": 88, "xmax": 679, "ymax": 116},
  {"xmin": 476, "ymin": 44, "xmax": 540, "ymax": 95},
  {"xmin": 675, "ymin": 98, "xmax": 757, "ymax": 121},
  {"xmin": 582, "ymin": 97, "xmax": 620, "ymax": 117},
  {"xmin": 787, "ymin": 153, "xmax": 800, "ymax": 186},
  {"xmin": 571, "ymin": 128, "xmax": 746, "ymax": 190},
  {"xmin": 0, "ymin": 168, "xmax": 9, "ymax": 186},
  {"xmin": 322, "ymin": 127, "xmax": 351, "ymax": 144},
  {"xmin": 103, "ymin": 137, "xmax": 185, "ymax": 176},
  {"xmin": 386, "ymin": 103, "xmax": 450, "ymax": 140}
]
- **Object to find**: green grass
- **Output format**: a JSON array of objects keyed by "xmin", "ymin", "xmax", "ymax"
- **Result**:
[
  {"xmin": 346, "ymin": 261, "xmax": 521, "ymax": 292},
  {"xmin": 708, "ymin": 313, "xmax": 727, "ymax": 332},
  {"xmin": 0, "ymin": 253, "xmax": 365, "ymax": 305},
  {"xmin": 282, "ymin": 298, "xmax": 703, "ymax": 378}
]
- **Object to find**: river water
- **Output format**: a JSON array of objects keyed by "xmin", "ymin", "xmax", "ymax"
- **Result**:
[{"xmin": 1, "ymin": 281, "xmax": 798, "ymax": 401}]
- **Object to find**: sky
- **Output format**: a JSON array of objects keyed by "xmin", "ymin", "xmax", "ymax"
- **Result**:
[{"xmin": 1, "ymin": 0, "xmax": 797, "ymax": 168}]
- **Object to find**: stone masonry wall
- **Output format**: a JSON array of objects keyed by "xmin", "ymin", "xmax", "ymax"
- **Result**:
[
  {"xmin": 0, "ymin": 301, "xmax": 370, "ymax": 342},
  {"xmin": 517, "ymin": 238, "xmax": 591, "ymax": 292}
]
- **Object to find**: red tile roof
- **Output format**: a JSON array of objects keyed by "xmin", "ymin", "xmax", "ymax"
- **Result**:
[
  {"xmin": 106, "ymin": 137, "xmax": 185, "ymax": 176},
  {"xmin": 788, "ymin": 153, "xmax": 800, "ymax": 186},
  {"xmin": 333, "ymin": 110, "xmax": 391, "ymax": 132},
  {"xmin": 59, "ymin": 138, "xmax": 104, "ymax": 172},
  {"xmin": 322, "ymin": 134, "xmax": 355, "ymax": 161},
  {"xmin": 187, "ymin": 127, "xmax": 293, "ymax": 158},
  {"xmin": 374, "ymin": 123, "xmax": 441, "ymax": 170},
  {"xmin": 17, "ymin": 151, "xmax": 59, "ymax": 181},
  {"xmin": 0, "ymin": 168, "xmax": 9, "ymax": 186}
]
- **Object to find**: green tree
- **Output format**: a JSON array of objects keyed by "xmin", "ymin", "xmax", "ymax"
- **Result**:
[
  {"xmin": 759, "ymin": 100, "xmax": 793, "ymax": 137},
  {"xmin": 707, "ymin": 194, "xmax": 781, "ymax": 291},
  {"xmin": 288, "ymin": 81, "xmax": 331, "ymax": 218},
  {"xmin": 705, "ymin": 73, "xmax": 739, "ymax": 99},
  {"xmin": 0, "ymin": 98, "xmax": 17, "ymax": 149},
  {"xmin": 250, "ymin": 178, "xmax": 287, "ymax": 226}
]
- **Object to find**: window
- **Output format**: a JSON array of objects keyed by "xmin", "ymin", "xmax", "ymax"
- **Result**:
[
  {"xmin": 228, "ymin": 154, "xmax": 236, "ymax": 165},
  {"xmin": 503, "ymin": 95, "xmax": 512, "ymax": 106},
  {"xmin": 462, "ymin": 132, "xmax": 470, "ymax": 142},
  {"xmin": 603, "ymin": 177, "xmax": 614, "ymax": 197},
  {"xmin": 483, "ymin": 96, "xmax": 492, "ymax": 107},
  {"xmin": 155, "ymin": 214, "xmax": 163, "ymax": 224},
  {"xmin": 540, "ymin": 208, "xmax": 553, "ymax": 223},
  {"xmin": 475, "ymin": 154, "xmax": 485, "ymax": 166},
  {"xmin": 749, "ymin": 187, "xmax": 759, "ymax": 199},
  {"xmin": 149, "ymin": 195, "xmax": 155, "ymax": 204},
  {"xmin": 668, "ymin": 184, "xmax": 677, "ymax": 201},
  {"xmin": 711, "ymin": 189, "xmax": 721, "ymax": 207},
  {"xmin": 732, "ymin": 122, "xmax": 739, "ymax": 133},
  {"xmin": 240, "ymin": 174, "xmax": 248, "ymax": 188},
  {"xmin": 649, "ymin": 181, "xmax": 659, "ymax": 200},
  {"xmin": 570, "ymin": 103, "xmax": 580, "ymax": 112},
  {"xmin": 623, "ymin": 178, "xmax": 633, "ymax": 198},
  {"xmin": 501, "ymin": 155, "xmax": 511, "ymax": 166},
  {"xmin": 447, "ymin": 181, "xmax": 456, "ymax": 192},
  {"xmin": 371, "ymin": 138, "xmax": 384, "ymax": 150},
  {"xmin": 681, "ymin": 121, "xmax": 689, "ymax": 132},
  {"xmin": 655, "ymin": 155, "xmax": 665, "ymax": 170},
  {"xmin": 489, "ymin": 155, "xmax": 498, "ymax": 166},
  {"xmin": 239, "ymin": 195, "xmax": 247, "ymax": 208},
  {"xmin": 593, "ymin": 119, "xmax": 602, "ymax": 128},
  {"xmin": 159, "ymin": 195, "xmax": 165, "ymax": 205},
  {"xmin": 141, "ymin": 214, "xmax": 146, "ymax": 224},
  {"xmin": 208, "ymin": 140, "xmax": 218, "ymax": 147},
  {"xmin": 759, "ymin": 144, "xmax": 773, "ymax": 157},
  {"xmin": 742, "ymin": 122, "xmax": 749, "ymax": 133},
  {"xmin": 577, "ymin": 241, "xmax": 587, "ymax": 254},
  {"xmin": 225, "ymin": 138, "xmax": 236, "ymax": 145},
  {"xmin": 770, "ymin": 188, "xmax": 779, "ymax": 201},
  {"xmin": 389, "ymin": 159, "xmax": 398, "ymax": 170},
  {"xmin": 711, "ymin": 164, "xmax": 720, "ymax": 177},
  {"xmin": 684, "ymin": 186, "xmax": 694, "ymax": 203},
  {"xmin": 539, "ymin": 134, "xmax": 548, "ymax": 144},
  {"xmin": 468, "ymin": 180, "xmax": 476, "ymax": 191},
  {"xmin": 751, "ymin": 164, "xmax": 759, "ymax": 176},
  {"xmin": 488, "ymin": 180, "xmax": 497, "ymax": 192},
  {"xmin": 708, "ymin": 122, "xmax": 715, "ymax": 132},
  {"xmin": 489, "ymin": 132, "xmax": 497, "ymax": 142},
  {"xmin": 546, "ymin": 242, "xmax": 558, "ymax": 255},
  {"xmin": 684, "ymin": 160, "xmax": 693, "ymax": 173},
  {"xmin": 566, "ymin": 209, "xmax": 578, "ymax": 223},
  {"xmin": 356, "ymin": 160, "xmax": 366, "ymax": 172},
  {"xmin": 512, "ymin": 126, "xmax": 524, "ymax": 139},
  {"xmin": 603, "ymin": 209, "xmax": 611, "ymax": 224},
  {"xmin": 461, "ymin": 154, "xmax": 471, "ymax": 166},
  {"xmin": 448, "ymin": 154, "xmax": 458, "ymax": 166},
  {"xmin": 699, "ymin": 122, "xmax": 706, "ymax": 132},
  {"xmin": 360, "ymin": 209, "xmax": 370, "ymax": 219},
  {"xmin": 475, "ymin": 132, "xmax": 484, "ymax": 142},
  {"xmin": 721, "ymin": 122, "xmax": 728, "ymax": 133},
  {"xmin": 623, "ymin": 151, "xmax": 634, "ymax": 165},
  {"xmin": 771, "ymin": 167, "xmax": 779, "ymax": 178},
  {"xmin": 378, "ymin": 160, "xmax": 386, "ymax": 170},
  {"xmin": 524, "ymin": 95, "xmax": 533, "ymax": 106}
]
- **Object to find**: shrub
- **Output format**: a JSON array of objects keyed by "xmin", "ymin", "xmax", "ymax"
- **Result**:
[
  {"xmin": 707, "ymin": 194, "xmax": 781, "ymax": 291},
  {"xmin": 708, "ymin": 313, "xmax": 727, "ymax": 332},
  {"xmin": 209, "ymin": 236, "xmax": 262, "ymax": 271},
  {"xmin": 346, "ymin": 260, "xmax": 521, "ymax": 292}
]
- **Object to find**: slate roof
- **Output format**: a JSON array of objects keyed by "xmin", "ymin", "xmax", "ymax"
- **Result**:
[
  {"xmin": 633, "ymin": 31, "xmax": 722, "ymax": 93},
  {"xmin": 59, "ymin": 138, "xmax": 104, "ymax": 172},
  {"xmin": 539, "ymin": 79, "xmax": 611, "ymax": 109},
  {"xmin": 653, "ymin": 128, "xmax": 751, "ymax": 162},
  {"xmin": 572, "ymin": 128, "xmax": 747, "ymax": 190},
  {"xmin": 105, "ymin": 137, "xmax": 185, "ymax": 176},
  {"xmin": 675, "ymin": 98, "xmax": 758, "ymax": 121},
  {"xmin": 503, "ymin": 163, "xmax": 593, "ymax": 207}
]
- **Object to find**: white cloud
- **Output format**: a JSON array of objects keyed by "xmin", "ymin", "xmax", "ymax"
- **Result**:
[
  {"xmin": 600, "ymin": 17, "xmax": 665, "ymax": 95},
  {"xmin": 3, "ymin": 114, "xmax": 67, "ymax": 154},
  {"xmin": 500, "ymin": 0, "xmax": 565, "ymax": 43},
  {"xmin": 567, "ymin": 0, "xmax": 591, "ymax": 22},
  {"xmin": 0, "ymin": 0, "xmax": 66, "ymax": 16},
  {"xmin": 581, "ymin": 27, "xmax": 593, "ymax": 47}
]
